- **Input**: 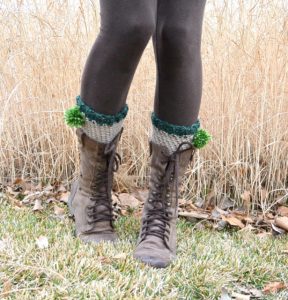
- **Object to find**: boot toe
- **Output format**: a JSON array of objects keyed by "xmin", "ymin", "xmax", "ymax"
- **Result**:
[
  {"xmin": 136, "ymin": 255, "xmax": 170, "ymax": 268},
  {"xmin": 79, "ymin": 232, "xmax": 118, "ymax": 244},
  {"xmin": 133, "ymin": 249, "xmax": 173, "ymax": 268}
]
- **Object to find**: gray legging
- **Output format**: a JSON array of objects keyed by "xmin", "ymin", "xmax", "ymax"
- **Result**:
[{"xmin": 80, "ymin": 0, "xmax": 207, "ymax": 126}]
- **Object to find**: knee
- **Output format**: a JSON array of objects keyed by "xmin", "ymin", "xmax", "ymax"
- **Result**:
[
  {"xmin": 160, "ymin": 24, "xmax": 202, "ymax": 56},
  {"xmin": 111, "ymin": 19, "xmax": 155, "ymax": 49}
]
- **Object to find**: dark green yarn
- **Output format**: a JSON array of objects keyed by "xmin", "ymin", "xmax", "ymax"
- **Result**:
[
  {"xmin": 76, "ymin": 95, "xmax": 128, "ymax": 126},
  {"xmin": 151, "ymin": 112, "xmax": 200, "ymax": 136},
  {"xmin": 192, "ymin": 129, "xmax": 212, "ymax": 149},
  {"xmin": 64, "ymin": 106, "xmax": 85, "ymax": 128}
]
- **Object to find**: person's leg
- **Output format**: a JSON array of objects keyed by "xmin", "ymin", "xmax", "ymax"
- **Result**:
[
  {"xmin": 134, "ymin": 0, "xmax": 208, "ymax": 268},
  {"xmin": 153, "ymin": 0, "xmax": 206, "ymax": 126},
  {"xmin": 147, "ymin": 0, "xmax": 207, "ymax": 156},
  {"xmin": 81, "ymin": 0, "xmax": 157, "ymax": 115},
  {"xmin": 66, "ymin": 1, "xmax": 157, "ymax": 245},
  {"xmin": 70, "ymin": 0, "xmax": 157, "ymax": 144}
]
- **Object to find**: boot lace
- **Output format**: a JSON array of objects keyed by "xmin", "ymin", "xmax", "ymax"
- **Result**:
[
  {"xmin": 87, "ymin": 139, "xmax": 122, "ymax": 227},
  {"xmin": 141, "ymin": 142, "xmax": 195, "ymax": 249}
]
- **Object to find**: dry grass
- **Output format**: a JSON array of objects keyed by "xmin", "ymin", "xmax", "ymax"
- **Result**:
[{"xmin": 0, "ymin": 0, "xmax": 287, "ymax": 211}]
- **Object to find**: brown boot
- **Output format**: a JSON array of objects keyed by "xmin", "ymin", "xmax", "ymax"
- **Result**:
[
  {"xmin": 134, "ymin": 141, "xmax": 195, "ymax": 268},
  {"xmin": 68, "ymin": 127, "xmax": 123, "ymax": 244}
]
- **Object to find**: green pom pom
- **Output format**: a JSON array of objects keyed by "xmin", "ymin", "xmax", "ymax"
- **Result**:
[
  {"xmin": 64, "ymin": 106, "xmax": 85, "ymax": 128},
  {"xmin": 192, "ymin": 129, "xmax": 212, "ymax": 149}
]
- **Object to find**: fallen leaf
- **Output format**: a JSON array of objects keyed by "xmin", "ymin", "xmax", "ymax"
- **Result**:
[
  {"xmin": 7, "ymin": 195, "xmax": 23, "ymax": 208},
  {"xmin": 59, "ymin": 192, "xmax": 70, "ymax": 203},
  {"xmin": 271, "ymin": 223, "xmax": 286, "ymax": 235},
  {"xmin": 44, "ymin": 184, "xmax": 54, "ymax": 191},
  {"xmin": 277, "ymin": 206, "xmax": 288, "ymax": 217},
  {"xmin": 54, "ymin": 205, "xmax": 65, "ymax": 216},
  {"xmin": 118, "ymin": 193, "xmax": 140, "ymax": 208},
  {"xmin": 46, "ymin": 197, "xmax": 56, "ymax": 203},
  {"xmin": 2, "ymin": 280, "xmax": 12, "ymax": 297},
  {"xmin": 239, "ymin": 224, "xmax": 256, "ymax": 232},
  {"xmin": 265, "ymin": 213, "xmax": 274, "ymax": 219},
  {"xmin": 274, "ymin": 216, "xmax": 288, "ymax": 232},
  {"xmin": 249, "ymin": 288, "xmax": 263, "ymax": 298},
  {"xmin": 221, "ymin": 215, "xmax": 245, "ymax": 229},
  {"xmin": 120, "ymin": 209, "xmax": 129, "ymax": 216},
  {"xmin": 6, "ymin": 186, "xmax": 19, "ymax": 197},
  {"xmin": 32, "ymin": 199, "xmax": 43, "ymax": 211},
  {"xmin": 220, "ymin": 287, "xmax": 232, "ymax": 300},
  {"xmin": 178, "ymin": 211, "xmax": 210, "ymax": 220},
  {"xmin": 36, "ymin": 236, "xmax": 49, "ymax": 249},
  {"xmin": 56, "ymin": 184, "xmax": 66, "ymax": 193},
  {"xmin": 263, "ymin": 282, "xmax": 287, "ymax": 294},
  {"xmin": 231, "ymin": 292, "xmax": 250, "ymax": 300},
  {"xmin": 22, "ymin": 191, "xmax": 52, "ymax": 204}
]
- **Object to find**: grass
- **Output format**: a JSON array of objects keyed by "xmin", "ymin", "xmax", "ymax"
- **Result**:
[
  {"xmin": 0, "ymin": 0, "xmax": 287, "ymax": 211},
  {"xmin": 1, "ymin": 198, "xmax": 287, "ymax": 299}
]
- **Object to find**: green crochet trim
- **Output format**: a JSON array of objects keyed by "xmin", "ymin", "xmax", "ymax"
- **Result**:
[
  {"xmin": 151, "ymin": 112, "xmax": 200, "ymax": 136},
  {"xmin": 192, "ymin": 129, "xmax": 212, "ymax": 149},
  {"xmin": 64, "ymin": 106, "xmax": 86, "ymax": 128},
  {"xmin": 76, "ymin": 95, "xmax": 128, "ymax": 126}
]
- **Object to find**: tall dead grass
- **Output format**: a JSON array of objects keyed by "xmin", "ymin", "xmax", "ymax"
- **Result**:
[{"xmin": 0, "ymin": 0, "xmax": 287, "ymax": 210}]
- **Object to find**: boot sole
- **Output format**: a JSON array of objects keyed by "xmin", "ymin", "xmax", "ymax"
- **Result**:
[{"xmin": 68, "ymin": 180, "xmax": 79, "ymax": 218}]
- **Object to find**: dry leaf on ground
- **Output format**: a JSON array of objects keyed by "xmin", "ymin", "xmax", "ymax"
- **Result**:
[
  {"xmin": 118, "ymin": 193, "xmax": 140, "ymax": 208},
  {"xmin": 178, "ymin": 211, "xmax": 210, "ymax": 220},
  {"xmin": 32, "ymin": 199, "xmax": 43, "ymax": 211},
  {"xmin": 221, "ymin": 215, "xmax": 245, "ymax": 229},
  {"xmin": 59, "ymin": 192, "xmax": 70, "ymax": 203},
  {"xmin": 220, "ymin": 287, "xmax": 232, "ymax": 300},
  {"xmin": 271, "ymin": 223, "xmax": 286, "ymax": 235},
  {"xmin": 231, "ymin": 292, "xmax": 250, "ymax": 300},
  {"xmin": 36, "ymin": 236, "xmax": 49, "ymax": 249},
  {"xmin": 2, "ymin": 280, "xmax": 12, "ymax": 298},
  {"xmin": 277, "ymin": 206, "xmax": 288, "ymax": 217},
  {"xmin": 263, "ymin": 281, "xmax": 287, "ymax": 294},
  {"xmin": 54, "ymin": 205, "xmax": 65, "ymax": 216},
  {"xmin": 274, "ymin": 216, "xmax": 288, "ymax": 232},
  {"xmin": 56, "ymin": 184, "xmax": 66, "ymax": 193}
]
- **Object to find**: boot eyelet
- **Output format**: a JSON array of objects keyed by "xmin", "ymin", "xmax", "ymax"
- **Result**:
[
  {"xmin": 166, "ymin": 194, "xmax": 170, "ymax": 197},
  {"xmin": 167, "ymin": 202, "xmax": 171, "ymax": 206},
  {"xmin": 148, "ymin": 199, "xmax": 153, "ymax": 203}
]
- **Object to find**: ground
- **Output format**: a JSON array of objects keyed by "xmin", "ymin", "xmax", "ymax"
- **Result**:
[{"xmin": 0, "ymin": 200, "xmax": 287, "ymax": 300}]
